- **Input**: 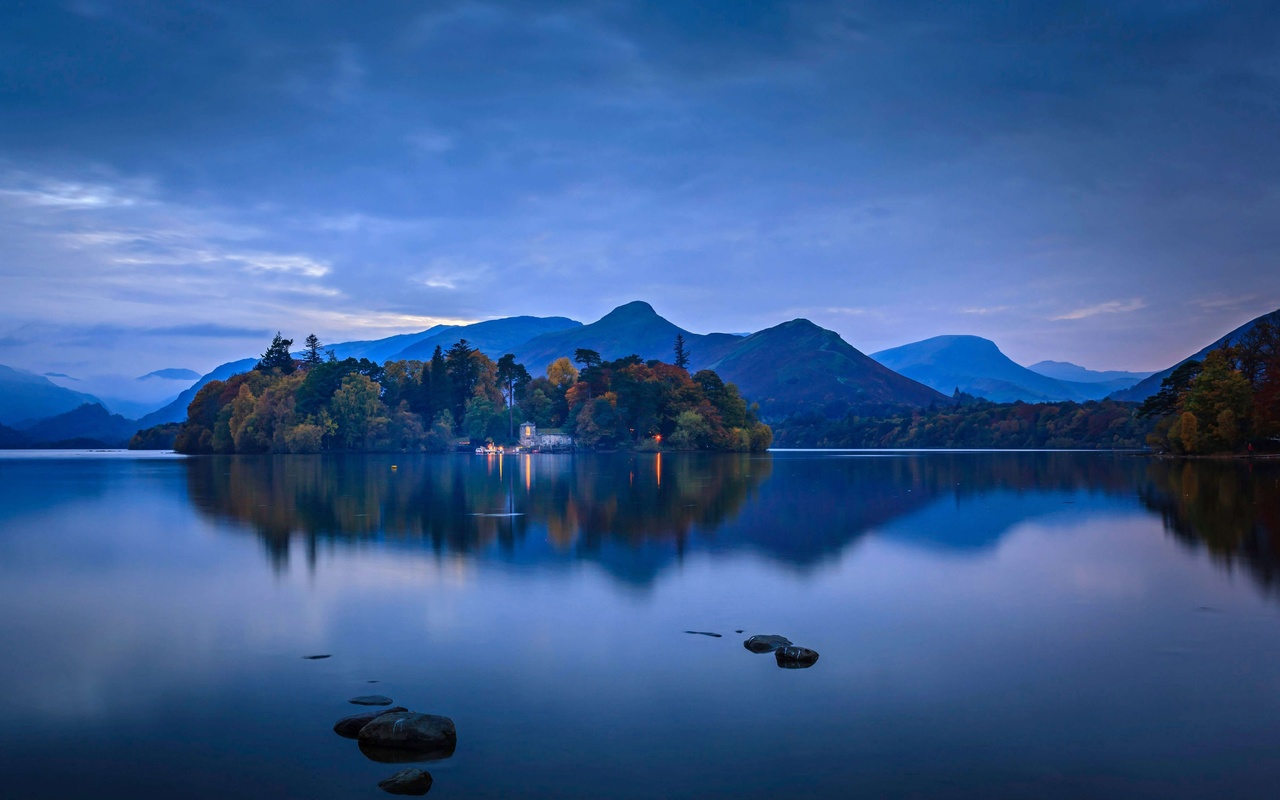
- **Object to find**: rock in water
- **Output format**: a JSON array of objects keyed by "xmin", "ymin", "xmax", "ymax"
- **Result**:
[
  {"xmin": 334, "ymin": 707, "xmax": 409, "ymax": 739},
  {"xmin": 743, "ymin": 635, "xmax": 792, "ymax": 653},
  {"xmin": 775, "ymin": 646, "xmax": 820, "ymax": 668},
  {"xmin": 378, "ymin": 768, "xmax": 434, "ymax": 795},
  {"xmin": 302, "ymin": 654, "xmax": 331, "ymax": 660},
  {"xmin": 359, "ymin": 712, "xmax": 458, "ymax": 755},
  {"xmin": 350, "ymin": 694, "xmax": 395, "ymax": 706},
  {"xmin": 684, "ymin": 631, "xmax": 722, "ymax": 637}
]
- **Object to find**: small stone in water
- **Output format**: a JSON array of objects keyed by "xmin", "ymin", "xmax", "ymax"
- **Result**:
[
  {"xmin": 685, "ymin": 631, "xmax": 722, "ymax": 637},
  {"xmin": 743, "ymin": 635, "xmax": 792, "ymax": 653},
  {"xmin": 775, "ymin": 646, "xmax": 820, "ymax": 668},
  {"xmin": 302, "ymin": 654, "xmax": 331, "ymax": 660},
  {"xmin": 350, "ymin": 694, "xmax": 395, "ymax": 706},
  {"xmin": 378, "ymin": 768, "xmax": 434, "ymax": 795}
]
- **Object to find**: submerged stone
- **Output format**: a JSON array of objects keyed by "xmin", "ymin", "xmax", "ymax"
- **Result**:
[
  {"xmin": 743, "ymin": 635, "xmax": 792, "ymax": 653},
  {"xmin": 775, "ymin": 646, "xmax": 820, "ymax": 668},
  {"xmin": 302, "ymin": 654, "xmax": 331, "ymax": 660},
  {"xmin": 684, "ymin": 631, "xmax": 722, "ymax": 637},
  {"xmin": 378, "ymin": 768, "xmax": 434, "ymax": 795},
  {"xmin": 334, "ymin": 706, "xmax": 408, "ymax": 739},
  {"xmin": 350, "ymin": 694, "xmax": 395, "ymax": 706},
  {"xmin": 359, "ymin": 712, "xmax": 458, "ymax": 755}
]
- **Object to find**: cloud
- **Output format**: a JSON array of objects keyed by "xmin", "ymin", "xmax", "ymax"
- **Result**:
[{"xmin": 1051, "ymin": 299, "xmax": 1146, "ymax": 321}]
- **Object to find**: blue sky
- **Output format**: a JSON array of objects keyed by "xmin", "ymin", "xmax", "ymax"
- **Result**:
[{"xmin": 1, "ymin": 0, "xmax": 1278, "ymax": 376}]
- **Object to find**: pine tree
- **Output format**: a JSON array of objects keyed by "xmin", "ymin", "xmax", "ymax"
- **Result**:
[
  {"xmin": 673, "ymin": 334, "xmax": 690, "ymax": 370},
  {"xmin": 302, "ymin": 333, "xmax": 324, "ymax": 365},
  {"xmin": 256, "ymin": 332, "xmax": 296, "ymax": 374}
]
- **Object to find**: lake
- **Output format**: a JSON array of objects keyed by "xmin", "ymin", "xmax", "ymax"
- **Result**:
[{"xmin": 1, "ymin": 450, "xmax": 1279, "ymax": 798}]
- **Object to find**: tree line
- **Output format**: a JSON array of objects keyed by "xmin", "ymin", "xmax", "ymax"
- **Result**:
[
  {"xmin": 771, "ymin": 397, "xmax": 1154, "ymax": 449},
  {"xmin": 159, "ymin": 333, "xmax": 771, "ymax": 454},
  {"xmin": 1138, "ymin": 311, "xmax": 1280, "ymax": 454}
]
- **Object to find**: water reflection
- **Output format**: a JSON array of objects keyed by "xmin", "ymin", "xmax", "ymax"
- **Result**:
[
  {"xmin": 1140, "ymin": 458, "xmax": 1280, "ymax": 598},
  {"xmin": 185, "ymin": 453, "xmax": 771, "ymax": 574},
  {"xmin": 181, "ymin": 452, "xmax": 1280, "ymax": 598}
]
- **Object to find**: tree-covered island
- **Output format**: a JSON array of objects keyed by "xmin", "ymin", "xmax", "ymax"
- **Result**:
[{"xmin": 153, "ymin": 333, "xmax": 772, "ymax": 454}]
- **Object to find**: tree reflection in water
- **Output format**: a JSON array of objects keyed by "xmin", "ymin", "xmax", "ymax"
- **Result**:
[
  {"xmin": 1140, "ymin": 458, "xmax": 1280, "ymax": 598},
  {"xmin": 185, "ymin": 453, "xmax": 772, "ymax": 572},
  {"xmin": 184, "ymin": 451, "xmax": 1280, "ymax": 598}
]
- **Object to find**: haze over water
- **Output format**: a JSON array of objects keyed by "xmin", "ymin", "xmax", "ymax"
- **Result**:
[{"xmin": 1, "ymin": 450, "xmax": 1279, "ymax": 798}]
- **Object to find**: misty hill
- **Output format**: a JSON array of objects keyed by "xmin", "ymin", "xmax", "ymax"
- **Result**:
[
  {"xmin": 513, "ymin": 301, "xmax": 742, "ymax": 374},
  {"xmin": 0, "ymin": 364, "xmax": 103, "ymax": 426},
  {"xmin": 136, "ymin": 357, "xmax": 259, "ymax": 427},
  {"xmin": 1027, "ymin": 361, "xmax": 1151, "ymax": 387},
  {"xmin": 18, "ymin": 403, "xmax": 139, "ymax": 447},
  {"xmin": 1110, "ymin": 308, "xmax": 1280, "ymax": 402},
  {"xmin": 708, "ymin": 319, "xmax": 946, "ymax": 417},
  {"xmin": 393, "ymin": 316, "xmax": 582, "ymax": 362},
  {"xmin": 138, "ymin": 368, "xmax": 201, "ymax": 381},
  {"xmin": 871, "ymin": 336, "xmax": 1127, "ymax": 403}
]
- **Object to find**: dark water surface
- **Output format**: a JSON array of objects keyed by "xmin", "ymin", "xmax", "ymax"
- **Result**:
[{"xmin": 2, "ymin": 450, "xmax": 1280, "ymax": 799}]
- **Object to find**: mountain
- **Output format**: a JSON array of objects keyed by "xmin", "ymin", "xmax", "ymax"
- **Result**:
[
  {"xmin": 512, "ymin": 301, "xmax": 742, "ymax": 374},
  {"xmin": 708, "ymin": 319, "xmax": 946, "ymax": 417},
  {"xmin": 1027, "ymin": 361, "xmax": 1151, "ymax": 386},
  {"xmin": 136, "ymin": 358, "xmax": 258, "ymax": 427},
  {"xmin": 1110, "ymin": 308, "xmax": 1280, "ymax": 402},
  {"xmin": 18, "ymin": 403, "xmax": 139, "ymax": 447},
  {"xmin": 871, "ymin": 336, "xmax": 1125, "ymax": 403},
  {"xmin": 393, "ymin": 316, "xmax": 582, "ymax": 362},
  {"xmin": 321, "ymin": 325, "xmax": 453, "ymax": 363},
  {"xmin": 0, "ymin": 364, "xmax": 103, "ymax": 426},
  {"xmin": 138, "ymin": 368, "xmax": 201, "ymax": 381},
  {"xmin": 0, "ymin": 422, "xmax": 30, "ymax": 448}
]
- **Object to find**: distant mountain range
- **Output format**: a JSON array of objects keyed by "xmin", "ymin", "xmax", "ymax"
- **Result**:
[
  {"xmin": 1110, "ymin": 308, "xmax": 1279, "ymax": 402},
  {"xmin": 8, "ymin": 302, "xmax": 1271, "ymax": 445},
  {"xmin": 871, "ymin": 335, "xmax": 1149, "ymax": 404},
  {"xmin": 0, "ymin": 365, "xmax": 102, "ymax": 426}
]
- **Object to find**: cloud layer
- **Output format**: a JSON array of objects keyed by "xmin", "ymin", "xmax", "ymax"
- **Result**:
[{"xmin": 2, "ymin": 0, "xmax": 1279, "ymax": 374}]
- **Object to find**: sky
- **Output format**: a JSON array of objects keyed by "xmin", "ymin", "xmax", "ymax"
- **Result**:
[{"xmin": 1, "ymin": 0, "xmax": 1279, "ymax": 377}]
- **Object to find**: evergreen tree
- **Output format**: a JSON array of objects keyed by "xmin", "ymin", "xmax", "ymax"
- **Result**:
[
  {"xmin": 256, "ymin": 332, "xmax": 296, "ymax": 374},
  {"xmin": 574, "ymin": 348, "xmax": 602, "ymax": 369},
  {"xmin": 496, "ymin": 353, "xmax": 532, "ymax": 437},
  {"xmin": 673, "ymin": 334, "xmax": 690, "ymax": 370},
  {"xmin": 302, "ymin": 333, "xmax": 324, "ymax": 365}
]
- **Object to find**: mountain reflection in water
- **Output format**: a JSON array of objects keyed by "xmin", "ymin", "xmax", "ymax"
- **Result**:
[{"xmin": 185, "ymin": 452, "xmax": 1280, "ymax": 598}]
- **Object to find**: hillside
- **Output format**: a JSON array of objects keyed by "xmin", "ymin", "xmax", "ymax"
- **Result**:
[
  {"xmin": 0, "ymin": 364, "xmax": 103, "ymax": 426},
  {"xmin": 19, "ymin": 403, "xmax": 140, "ymax": 447},
  {"xmin": 319, "ymin": 325, "xmax": 453, "ymax": 363},
  {"xmin": 871, "ymin": 336, "xmax": 1122, "ymax": 403},
  {"xmin": 393, "ymin": 316, "xmax": 582, "ymax": 361},
  {"xmin": 708, "ymin": 319, "xmax": 946, "ymax": 418},
  {"xmin": 1110, "ymin": 308, "xmax": 1280, "ymax": 402},
  {"xmin": 512, "ymin": 301, "xmax": 741, "ymax": 374},
  {"xmin": 136, "ymin": 358, "xmax": 259, "ymax": 427}
]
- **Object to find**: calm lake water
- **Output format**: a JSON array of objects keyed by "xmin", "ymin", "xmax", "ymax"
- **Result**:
[{"xmin": 1, "ymin": 450, "xmax": 1279, "ymax": 799}]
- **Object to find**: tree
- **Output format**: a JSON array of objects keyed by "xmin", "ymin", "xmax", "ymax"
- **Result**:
[
  {"xmin": 256, "ymin": 332, "xmax": 296, "ymax": 374},
  {"xmin": 546, "ymin": 357, "xmax": 579, "ymax": 388},
  {"xmin": 1184, "ymin": 348, "xmax": 1252, "ymax": 452},
  {"xmin": 496, "ymin": 354, "xmax": 532, "ymax": 437},
  {"xmin": 574, "ymin": 348, "xmax": 602, "ymax": 369},
  {"xmin": 302, "ymin": 333, "xmax": 324, "ymax": 365},
  {"xmin": 673, "ymin": 334, "xmax": 690, "ymax": 370},
  {"xmin": 330, "ymin": 373, "xmax": 385, "ymax": 449},
  {"xmin": 1139, "ymin": 360, "xmax": 1202, "ymax": 418}
]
